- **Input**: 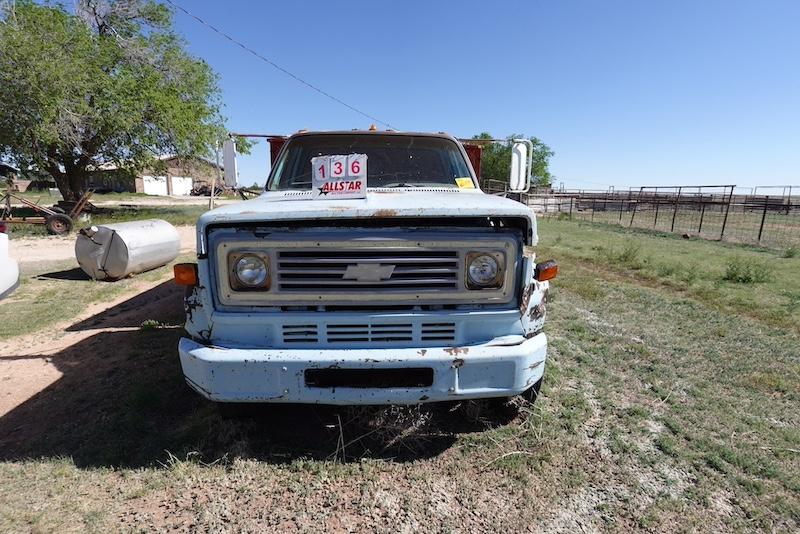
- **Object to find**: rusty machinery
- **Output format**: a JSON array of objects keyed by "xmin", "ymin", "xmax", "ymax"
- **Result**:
[{"xmin": 0, "ymin": 187, "xmax": 94, "ymax": 235}]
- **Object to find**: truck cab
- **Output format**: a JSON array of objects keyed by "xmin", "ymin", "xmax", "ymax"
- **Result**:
[{"xmin": 176, "ymin": 131, "xmax": 556, "ymax": 406}]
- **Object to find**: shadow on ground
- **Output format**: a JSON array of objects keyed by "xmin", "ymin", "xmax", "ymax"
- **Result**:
[
  {"xmin": 36, "ymin": 268, "xmax": 90, "ymax": 281},
  {"xmin": 0, "ymin": 282, "xmax": 510, "ymax": 468}
]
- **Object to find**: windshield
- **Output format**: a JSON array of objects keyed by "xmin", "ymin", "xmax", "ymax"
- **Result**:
[{"xmin": 267, "ymin": 134, "xmax": 473, "ymax": 190}]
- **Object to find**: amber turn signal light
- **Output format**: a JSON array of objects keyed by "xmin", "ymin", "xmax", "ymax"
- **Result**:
[
  {"xmin": 174, "ymin": 263, "xmax": 198, "ymax": 286},
  {"xmin": 534, "ymin": 260, "xmax": 559, "ymax": 281}
]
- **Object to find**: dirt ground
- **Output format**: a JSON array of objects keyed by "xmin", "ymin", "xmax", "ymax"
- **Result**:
[
  {"xmin": 0, "ymin": 277, "xmax": 177, "ymax": 417},
  {"xmin": 91, "ymin": 196, "xmax": 239, "ymax": 208},
  {"xmin": 8, "ymin": 225, "xmax": 197, "ymax": 264}
]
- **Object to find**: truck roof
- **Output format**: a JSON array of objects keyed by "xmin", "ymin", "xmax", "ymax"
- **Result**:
[{"xmin": 288, "ymin": 130, "xmax": 460, "ymax": 142}]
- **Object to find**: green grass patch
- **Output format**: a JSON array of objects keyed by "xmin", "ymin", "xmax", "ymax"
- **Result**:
[
  {"xmin": 537, "ymin": 218, "xmax": 800, "ymax": 333},
  {"xmin": 4, "ymin": 201, "xmax": 207, "ymax": 238}
]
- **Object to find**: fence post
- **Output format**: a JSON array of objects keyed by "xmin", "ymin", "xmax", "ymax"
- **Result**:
[
  {"xmin": 569, "ymin": 197, "xmax": 574, "ymax": 220},
  {"xmin": 591, "ymin": 199, "xmax": 595, "ymax": 222},
  {"xmin": 758, "ymin": 196, "xmax": 769, "ymax": 244},
  {"xmin": 654, "ymin": 200, "xmax": 659, "ymax": 229},
  {"xmin": 619, "ymin": 199, "xmax": 624, "ymax": 224},
  {"xmin": 671, "ymin": 187, "xmax": 682, "ymax": 233},
  {"xmin": 698, "ymin": 202, "xmax": 706, "ymax": 234},
  {"xmin": 720, "ymin": 188, "xmax": 732, "ymax": 240},
  {"xmin": 629, "ymin": 200, "xmax": 638, "ymax": 227}
]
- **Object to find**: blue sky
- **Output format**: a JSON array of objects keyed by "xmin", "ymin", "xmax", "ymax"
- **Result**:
[{"xmin": 168, "ymin": 0, "xmax": 800, "ymax": 190}]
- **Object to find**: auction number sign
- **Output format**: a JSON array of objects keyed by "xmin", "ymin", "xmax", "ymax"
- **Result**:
[{"xmin": 311, "ymin": 154, "xmax": 367, "ymax": 199}]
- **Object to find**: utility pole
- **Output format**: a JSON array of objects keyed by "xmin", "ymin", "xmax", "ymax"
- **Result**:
[{"xmin": 209, "ymin": 140, "xmax": 221, "ymax": 210}]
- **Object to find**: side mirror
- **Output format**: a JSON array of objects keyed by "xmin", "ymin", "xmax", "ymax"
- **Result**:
[
  {"xmin": 508, "ymin": 139, "xmax": 532, "ymax": 193},
  {"xmin": 223, "ymin": 139, "xmax": 238, "ymax": 187}
]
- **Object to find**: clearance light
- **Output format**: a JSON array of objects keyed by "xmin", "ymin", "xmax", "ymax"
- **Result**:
[
  {"xmin": 174, "ymin": 263, "xmax": 198, "ymax": 286},
  {"xmin": 534, "ymin": 260, "xmax": 559, "ymax": 282}
]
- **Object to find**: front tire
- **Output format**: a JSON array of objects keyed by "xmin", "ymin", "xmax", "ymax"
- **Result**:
[
  {"xmin": 520, "ymin": 376, "xmax": 543, "ymax": 404},
  {"xmin": 488, "ymin": 376, "xmax": 544, "ymax": 420},
  {"xmin": 217, "ymin": 402, "xmax": 255, "ymax": 419}
]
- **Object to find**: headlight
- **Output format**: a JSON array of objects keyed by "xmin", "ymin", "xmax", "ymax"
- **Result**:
[
  {"xmin": 229, "ymin": 252, "xmax": 270, "ymax": 290},
  {"xmin": 466, "ymin": 252, "xmax": 504, "ymax": 289}
]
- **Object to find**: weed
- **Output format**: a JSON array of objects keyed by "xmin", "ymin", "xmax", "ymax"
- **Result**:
[
  {"xmin": 722, "ymin": 258, "xmax": 773, "ymax": 283},
  {"xmin": 654, "ymin": 434, "xmax": 679, "ymax": 457},
  {"xmin": 783, "ymin": 246, "xmax": 798, "ymax": 259},
  {"xmin": 602, "ymin": 242, "xmax": 647, "ymax": 270}
]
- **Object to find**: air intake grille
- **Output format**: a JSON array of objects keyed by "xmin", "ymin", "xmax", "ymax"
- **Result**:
[
  {"xmin": 421, "ymin": 322, "xmax": 456, "ymax": 342},
  {"xmin": 282, "ymin": 324, "xmax": 319, "ymax": 343},
  {"xmin": 280, "ymin": 321, "xmax": 457, "ymax": 346},
  {"xmin": 276, "ymin": 250, "xmax": 460, "ymax": 292},
  {"xmin": 327, "ymin": 323, "xmax": 413, "ymax": 342}
]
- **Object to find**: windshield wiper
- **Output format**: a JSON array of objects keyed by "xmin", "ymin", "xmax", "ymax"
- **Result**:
[{"xmin": 380, "ymin": 182, "xmax": 423, "ymax": 188}]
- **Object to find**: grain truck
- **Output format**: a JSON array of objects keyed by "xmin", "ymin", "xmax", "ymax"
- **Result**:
[{"xmin": 174, "ymin": 130, "xmax": 557, "ymax": 407}]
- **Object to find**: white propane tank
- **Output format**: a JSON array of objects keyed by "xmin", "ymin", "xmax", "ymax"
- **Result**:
[{"xmin": 75, "ymin": 219, "xmax": 180, "ymax": 281}]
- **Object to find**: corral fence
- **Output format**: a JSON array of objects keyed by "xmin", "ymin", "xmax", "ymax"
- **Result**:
[{"xmin": 481, "ymin": 181, "xmax": 800, "ymax": 249}]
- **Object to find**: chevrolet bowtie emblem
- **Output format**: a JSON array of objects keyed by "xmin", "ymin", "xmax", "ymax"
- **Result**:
[{"xmin": 343, "ymin": 263, "xmax": 395, "ymax": 282}]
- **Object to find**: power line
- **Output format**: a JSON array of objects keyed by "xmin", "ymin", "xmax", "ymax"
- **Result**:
[{"xmin": 163, "ymin": 0, "xmax": 396, "ymax": 129}]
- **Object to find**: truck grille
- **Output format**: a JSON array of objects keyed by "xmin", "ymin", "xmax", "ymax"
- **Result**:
[
  {"xmin": 212, "ymin": 231, "xmax": 518, "ymax": 307},
  {"xmin": 281, "ymin": 321, "xmax": 457, "ymax": 346},
  {"xmin": 276, "ymin": 250, "xmax": 460, "ymax": 292}
]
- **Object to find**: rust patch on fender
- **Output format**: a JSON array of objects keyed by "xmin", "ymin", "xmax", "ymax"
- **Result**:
[
  {"xmin": 418, "ymin": 349, "xmax": 427, "ymax": 356},
  {"xmin": 373, "ymin": 209, "xmax": 398, "ymax": 218},
  {"xmin": 444, "ymin": 347, "xmax": 469, "ymax": 356},
  {"xmin": 529, "ymin": 302, "xmax": 546, "ymax": 321},
  {"xmin": 519, "ymin": 284, "xmax": 534, "ymax": 316},
  {"xmin": 198, "ymin": 324, "xmax": 213, "ymax": 343},
  {"xmin": 452, "ymin": 358, "xmax": 465, "ymax": 368},
  {"xmin": 183, "ymin": 284, "xmax": 207, "ymax": 322}
]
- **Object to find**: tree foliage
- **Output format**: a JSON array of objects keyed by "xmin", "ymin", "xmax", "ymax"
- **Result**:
[
  {"xmin": 470, "ymin": 133, "xmax": 554, "ymax": 188},
  {"xmin": 0, "ymin": 0, "xmax": 234, "ymax": 199}
]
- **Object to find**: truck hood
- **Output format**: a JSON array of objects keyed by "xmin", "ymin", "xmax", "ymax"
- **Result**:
[{"xmin": 197, "ymin": 188, "xmax": 538, "ymax": 250}]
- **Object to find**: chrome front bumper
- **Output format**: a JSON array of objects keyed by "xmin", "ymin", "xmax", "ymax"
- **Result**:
[{"xmin": 178, "ymin": 333, "xmax": 547, "ymax": 405}]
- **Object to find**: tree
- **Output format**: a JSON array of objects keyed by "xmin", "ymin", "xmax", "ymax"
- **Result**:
[
  {"xmin": 0, "ymin": 0, "xmax": 236, "ymax": 200},
  {"xmin": 470, "ymin": 133, "xmax": 554, "ymax": 188}
]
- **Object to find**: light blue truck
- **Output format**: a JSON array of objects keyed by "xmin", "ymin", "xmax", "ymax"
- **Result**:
[{"xmin": 175, "ymin": 130, "xmax": 557, "ymax": 408}]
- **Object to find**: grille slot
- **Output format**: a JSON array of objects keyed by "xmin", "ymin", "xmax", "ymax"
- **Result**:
[
  {"xmin": 421, "ymin": 322, "xmax": 457, "ymax": 343},
  {"xmin": 277, "ymin": 249, "xmax": 460, "ymax": 292},
  {"xmin": 282, "ymin": 324, "xmax": 319, "ymax": 343}
]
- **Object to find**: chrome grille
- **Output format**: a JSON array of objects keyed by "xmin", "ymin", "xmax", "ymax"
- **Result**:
[{"xmin": 277, "ymin": 250, "xmax": 459, "ymax": 292}]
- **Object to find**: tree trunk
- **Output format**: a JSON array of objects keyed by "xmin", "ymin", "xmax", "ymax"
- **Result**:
[
  {"xmin": 46, "ymin": 145, "xmax": 86, "ymax": 201},
  {"xmin": 51, "ymin": 170, "xmax": 84, "ymax": 201},
  {"xmin": 52, "ymin": 173, "xmax": 72, "ymax": 201}
]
